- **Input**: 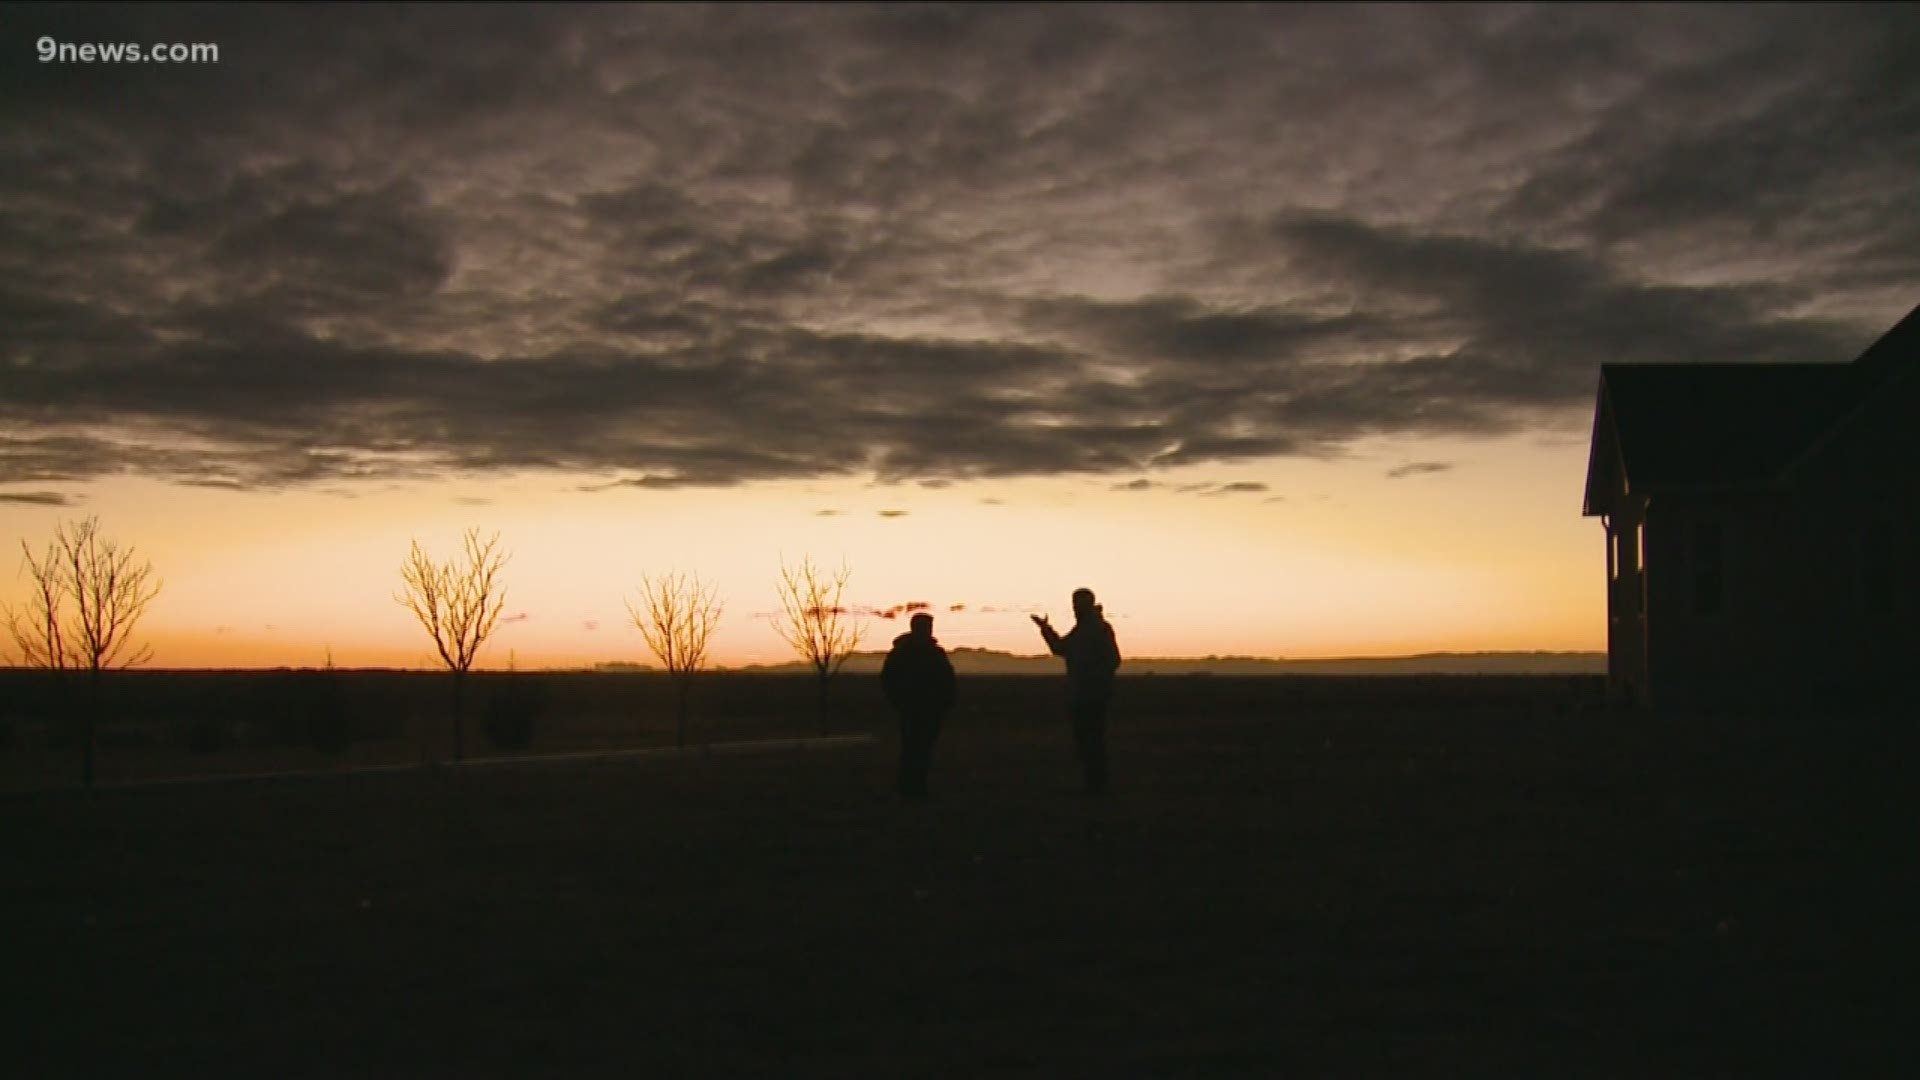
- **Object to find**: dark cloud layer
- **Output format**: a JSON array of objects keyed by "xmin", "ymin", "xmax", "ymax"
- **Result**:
[{"xmin": 3, "ymin": 3, "xmax": 1916, "ymax": 490}]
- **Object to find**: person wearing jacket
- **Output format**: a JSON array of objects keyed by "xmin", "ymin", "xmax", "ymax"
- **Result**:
[
  {"xmin": 881, "ymin": 612, "xmax": 956, "ymax": 800},
  {"xmin": 1031, "ymin": 587, "xmax": 1122, "ymax": 796}
]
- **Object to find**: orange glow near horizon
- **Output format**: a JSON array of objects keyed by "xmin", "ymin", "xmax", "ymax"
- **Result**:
[{"xmin": 1, "ymin": 431, "xmax": 1604, "ymax": 670}]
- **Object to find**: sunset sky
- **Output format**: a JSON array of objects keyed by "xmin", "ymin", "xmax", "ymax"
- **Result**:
[{"xmin": 4, "ymin": 4, "xmax": 1918, "ymax": 669}]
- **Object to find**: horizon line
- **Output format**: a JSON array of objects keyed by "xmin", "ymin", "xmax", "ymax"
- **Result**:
[{"xmin": 0, "ymin": 647, "xmax": 1609, "ymax": 675}]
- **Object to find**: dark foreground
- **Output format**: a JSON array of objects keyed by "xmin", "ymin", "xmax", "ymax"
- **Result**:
[{"xmin": 2, "ymin": 678, "xmax": 1911, "ymax": 1077}]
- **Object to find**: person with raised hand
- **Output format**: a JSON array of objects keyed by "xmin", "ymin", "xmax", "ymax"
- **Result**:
[{"xmin": 1031, "ymin": 587, "xmax": 1122, "ymax": 796}]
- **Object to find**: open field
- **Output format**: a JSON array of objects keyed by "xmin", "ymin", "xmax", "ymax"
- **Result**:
[
  {"xmin": 0, "ymin": 669, "xmax": 1599, "ymax": 791},
  {"xmin": 2, "ymin": 675, "xmax": 1911, "ymax": 1076}
]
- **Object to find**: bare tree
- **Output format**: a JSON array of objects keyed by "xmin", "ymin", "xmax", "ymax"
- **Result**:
[
  {"xmin": 6, "ymin": 538, "xmax": 79, "ymax": 671},
  {"xmin": 627, "ymin": 571, "xmax": 724, "ymax": 749},
  {"xmin": 771, "ymin": 555, "xmax": 866, "ymax": 736},
  {"xmin": 395, "ymin": 528, "xmax": 509, "ymax": 762},
  {"xmin": 4, "ymin": 517, "xmax": 162, "ymax": 787}
]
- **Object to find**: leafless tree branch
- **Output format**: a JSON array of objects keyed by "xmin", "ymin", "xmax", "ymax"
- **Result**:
[
  {"xmin": 7, "ymin": 517, "xmax": 160, "ymax": 673},
  {"xmin": 628, "ymin": 571, "xmax": 723, "ymax": 677},
  {"xmin": 394, "ymin": 528, "xmax": 509, "ymax": 763},
  {"xmin": 395, "ymin": 528, "xmax": 509, "ymax": 675},
  {"xmin": 771, "ymin": 555, "xmax": 865, "ymax": 735},
  {"xmin": 628, "ymin": 571, "xmax": 724, "ymax": 748}
]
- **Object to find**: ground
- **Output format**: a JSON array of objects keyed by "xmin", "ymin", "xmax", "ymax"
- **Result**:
[{"xmin": 1, "ymin": 676, "xmax": 1910, "ymax": 1076}]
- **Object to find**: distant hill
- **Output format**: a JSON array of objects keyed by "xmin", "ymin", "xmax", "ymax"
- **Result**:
[{"xmin": 722, "ymin": 648, "xmax": 1606, "ymax": 676}]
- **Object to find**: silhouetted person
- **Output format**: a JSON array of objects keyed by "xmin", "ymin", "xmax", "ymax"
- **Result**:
[
  {"xmin": 881, "ymin": 612, "xmax": 956, "ymax": 800},
  {"xmin": 1032, "ymin": 588, "xmax": 1121, "ymax": 795}
]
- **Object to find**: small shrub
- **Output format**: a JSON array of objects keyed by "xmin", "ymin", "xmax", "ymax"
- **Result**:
[
  {"xmin": 303, "ymin": 674, "xmax": 351, "ymax": 753},
  {"xmin": 180, "ymin": 714, "xmax": 232, "ymax": 753},
  {"xmin": 484, "ymin": 677, "xmax": 542, "ymax": 751}
]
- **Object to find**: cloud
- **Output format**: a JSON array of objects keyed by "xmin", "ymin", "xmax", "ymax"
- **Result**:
[
  {"xmin": 500, "ymin": 612, "xmax": 530, "ymax": 624},
  {"xmin": 1386, "ymin": 462, "xmax": 1453, "ymax": 480},
  {"xmin": 0, "ymin": 491, "xmax": 79, "ymax": 506},
  {"xmin": 1269, "ymin": 211, "xmax": 1861, "ymax": 381},
  {"xmin": 867, "ymin": 599, "xmax": 940, "ymax": 621},
  {"xmin": 0, "ymin": 5, "xmax": 1913, "ymax": 490},
  {"xmin": 814, "ymin": 509, "xmax": 842, "ymax": 517},
  {"xmin": 877, "ymin": 509, "xmax": 909, "ymax": 518},
  {"xmin": 199, "ymin": 179, "xmax": 454, "ymax": 313},
  {"xmin": 1499, "ymin": 7, "xmax": 1920, "ymax": 260},
  {"xmin": 1156, "ymin": 480, "xmax": 1270, "ymax": 497}
]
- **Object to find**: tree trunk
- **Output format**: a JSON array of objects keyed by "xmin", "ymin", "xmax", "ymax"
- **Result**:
[
  {"xmin": 816, "ymin": 672, "xmax": 829, "ymax": 737},
  {"xmin": 676, "ymin": 677, "xmax": 690, "ymax": 750},
  {"xmin": 83, "ymin": 666, "xmax": 100, "ymax": 789},
  {"xmin": 451, "ymin": 669, "xmax": 465, "ymax": 763}
]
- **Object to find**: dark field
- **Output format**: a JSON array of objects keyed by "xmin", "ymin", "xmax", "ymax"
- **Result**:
[{"xmin": 2, "ymin": 674, "xmax": 1911, "ymax": 1076}]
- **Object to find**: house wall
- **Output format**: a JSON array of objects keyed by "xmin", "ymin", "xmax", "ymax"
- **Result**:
[
  {"xmin": 1643, "ymin": 364, "xmax": 1919, "ymax": 711},
  {"xmin": 1644, "ymin": 492, "xmax": 1864, "ymax": 708},
  {"xmin": 1790, "ymin": 365, "xmax": 1920, "ymax": 702},
  {"xmin": 1593, "ymin": 486, "xmax": 1648, "ymax": 705},
  {"xmin": 1603, "ymin": 519, "xmax": 1645, "ymax": 703}
]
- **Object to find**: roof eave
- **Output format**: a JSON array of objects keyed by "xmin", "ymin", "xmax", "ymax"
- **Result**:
[{"xmin": 1580, "ymin": 373, "xmax": 1620, "ymax": 517}]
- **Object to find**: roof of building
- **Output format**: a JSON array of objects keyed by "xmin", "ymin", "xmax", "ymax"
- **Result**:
[{"xmin": 1583, "ymin": 301, "xmax": 1919, "ymax": 515}]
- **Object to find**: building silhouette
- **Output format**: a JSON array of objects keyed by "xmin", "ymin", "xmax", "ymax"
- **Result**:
[{"xmin": 1582, "ymin": 302, "xmax": 1919, "ymax": 708}]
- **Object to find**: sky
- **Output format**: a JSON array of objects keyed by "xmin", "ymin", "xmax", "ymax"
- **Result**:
[{"xmin": 3, "ymin": 3, "xmax": 1918, "ymax": 669}]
